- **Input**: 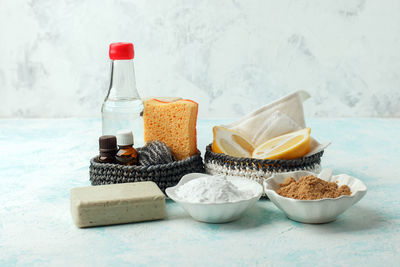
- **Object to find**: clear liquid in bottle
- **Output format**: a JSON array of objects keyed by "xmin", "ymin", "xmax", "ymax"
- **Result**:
[
  {"xmin": 101, "ymin": 43, "xmax": 144, "ymax": 147},
  {"xmin": 102, "ymin": 99, "xmax": 143, "ymax": 146}
]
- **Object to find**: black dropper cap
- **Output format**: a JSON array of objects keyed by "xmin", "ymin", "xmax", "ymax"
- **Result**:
[{"xmin": 99, "ymin": 135, "xmax": 118, "ymax": 157}]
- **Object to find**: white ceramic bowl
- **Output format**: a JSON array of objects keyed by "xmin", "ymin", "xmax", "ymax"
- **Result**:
[
  {"xmin": 166, "ymin": 173, "xmax": 263, "ymax": 223},
  {"xmin": 264, "ymin": 169, "xmax": 367, "ymax": 224}
]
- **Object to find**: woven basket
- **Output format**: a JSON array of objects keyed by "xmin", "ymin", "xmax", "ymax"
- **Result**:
[
  {"xmin": 204, "ymin": 144, "xmax": 323, "ymax": 187},
  {"xmin": 90, "ymin": 151, "xmax": 205, "ymax": 193}
]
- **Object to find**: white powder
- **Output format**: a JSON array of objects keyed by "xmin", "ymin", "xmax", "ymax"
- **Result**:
[{"xmin": 175, "ymin": 175, "xmax": 254, "ymax": 203}]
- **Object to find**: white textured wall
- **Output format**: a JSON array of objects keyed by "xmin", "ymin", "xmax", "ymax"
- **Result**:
[{"xmin": 0, "ymin": 0, "xmax": 399, "ymax": 118}]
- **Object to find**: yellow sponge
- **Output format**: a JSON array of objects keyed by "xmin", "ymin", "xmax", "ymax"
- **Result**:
[{"xmin": 143, "ymin": 98, "xmax": 198, "ymax": 160}]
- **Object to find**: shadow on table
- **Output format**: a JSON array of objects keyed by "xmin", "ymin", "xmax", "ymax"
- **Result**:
[
  {"xmin": 313, "ymin": 205, "xmax": 386, "ymax": 233},
  {"xmin": 200, "ymin": 200, "xmax": 287, "ymax": 231},
  {"xmin": 167, "ymin": 199, "xmax": 287, "ymax": 229},
  {"xmin": 225, "ymin": 201, "xmax": 287, "ymax": 230}
]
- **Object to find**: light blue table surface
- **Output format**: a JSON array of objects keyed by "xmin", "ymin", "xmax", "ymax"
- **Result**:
[{"xmin": 0, "ymin": 118, "xmax": 399, "ymax": 266}]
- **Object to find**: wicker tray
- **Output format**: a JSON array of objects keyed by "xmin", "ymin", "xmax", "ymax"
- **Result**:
[
  {"xmin": 90, "ymin": 151, "xmax": 205, "ymax": 193},
  {"xmin": 204, "ymin": 144, "xmax": 324, "ymax": 185}
]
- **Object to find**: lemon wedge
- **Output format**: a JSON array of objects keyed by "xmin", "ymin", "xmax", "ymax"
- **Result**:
[
  {"xmin": 212, "ymin": 126, "xmax": 254, "ymax": 158},
  {"xmin": 252, "ymin": 128, "xmax": 311, "ymax": 160}
]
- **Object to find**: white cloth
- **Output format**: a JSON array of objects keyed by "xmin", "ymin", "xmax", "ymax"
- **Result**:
[
  {"xmin": 226, "ymin": 91, "xmax": 310, "ymax": 145},
  {"xmin": 224, "ymin": 90, "xmax": 330, "ymax": 156},
  {"xmin": 250, "ymin": 110, "xmax": 302, "ymax": 147}
]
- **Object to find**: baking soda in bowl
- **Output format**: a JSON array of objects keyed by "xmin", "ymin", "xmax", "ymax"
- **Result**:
[
  {"xmin": 175, "ymin": 175, "xmax": 254, "ymax": 203},
  {"xmin": 166, "ymin": 173, "xmax": 263, "ymax": 223}
]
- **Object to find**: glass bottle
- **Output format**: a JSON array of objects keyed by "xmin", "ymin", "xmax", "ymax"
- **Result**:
[
  {"xmin": 101, "ymin": 42, "xmax": 144, "ymax": 146},
  {"xmin": 98, "ymin": 135, "xmax": 118, "ymax": 164},
  {"xmin": 116, "ymin": 131, "xmax": 138, "ymax": 166}
]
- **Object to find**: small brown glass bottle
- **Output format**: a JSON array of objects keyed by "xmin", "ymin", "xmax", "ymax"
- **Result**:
[
  {"xmin": 98, "ymin": 135, "xmax": 118, "ymax": 164},
  {"xmin": 116, "ymin": 131, "xmax": 138, "ymax": 165}
]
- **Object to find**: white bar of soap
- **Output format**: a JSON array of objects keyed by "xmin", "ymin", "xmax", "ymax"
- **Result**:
[{"xmin": 70, "ymin": 182, "xmax": 166, "ymax": 228}]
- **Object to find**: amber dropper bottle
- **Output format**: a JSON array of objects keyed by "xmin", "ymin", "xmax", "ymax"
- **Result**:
[
  {"xmin": 116, "ymin": 131, "xmax": 138, "ymax": 165},
  {"xmin": 98, "ymin": 135, "xmax": 118, "ymax": 163}
]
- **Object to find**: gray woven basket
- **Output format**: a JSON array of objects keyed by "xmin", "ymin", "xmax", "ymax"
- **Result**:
[
  {"xmin": 204, "ymin": 144, "xmax": 324, "ymax": 186},
  {"xmin": 90, "ymin": 151, "xmax": 205, "ymax": 193}
]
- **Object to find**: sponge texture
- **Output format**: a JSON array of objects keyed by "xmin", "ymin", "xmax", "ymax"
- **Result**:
[{"xmin": 143, "ymin": 98, "xmax": 198, "ymax": 160}]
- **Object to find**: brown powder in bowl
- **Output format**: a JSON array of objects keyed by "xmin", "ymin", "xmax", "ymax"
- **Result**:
[{"xmin": 276, "ymin": 175, "xmax": 351, "ymax": 200}]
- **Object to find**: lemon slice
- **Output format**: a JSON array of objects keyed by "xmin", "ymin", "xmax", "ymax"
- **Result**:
[
  {"xmin": 212, "ymin": 126, "xmax": 254, "ymax": 158},
  {"xmin": 252, "ymin": 128, "xmax": 311, "ymax": 160}
]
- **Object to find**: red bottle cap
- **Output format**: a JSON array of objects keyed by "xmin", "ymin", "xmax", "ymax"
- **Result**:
[{"xmin": 109, "ymin": 42, "xmax": 134, "ymax": 60}]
